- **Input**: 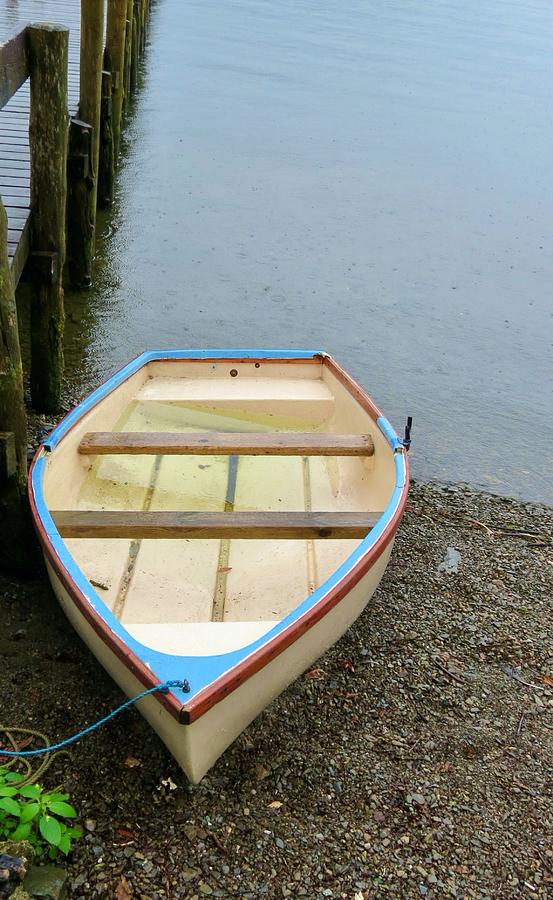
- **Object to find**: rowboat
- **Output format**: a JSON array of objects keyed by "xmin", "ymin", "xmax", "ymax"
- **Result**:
[{"xmin": 29, "ymin": 350, "xmax": 409, "ymax": 783}]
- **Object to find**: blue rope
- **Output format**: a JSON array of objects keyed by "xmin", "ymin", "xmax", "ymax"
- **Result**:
[{"xmin": 0, "ymin": 680, "xmax": 188, "ymax": 758}]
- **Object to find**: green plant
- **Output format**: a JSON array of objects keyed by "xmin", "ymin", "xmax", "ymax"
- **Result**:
[{"xmin": 0, "ymin": 768, "xmax": 83, "ymax": 858}]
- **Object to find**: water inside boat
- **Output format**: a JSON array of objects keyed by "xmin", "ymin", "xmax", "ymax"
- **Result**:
[{"xmin": 45, "ymin": 362, "xmax": 395, "ymax": 656}]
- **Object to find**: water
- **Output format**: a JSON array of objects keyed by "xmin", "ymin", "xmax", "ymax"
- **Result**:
[{"xmin": 64, "ymin": 0, "xmax": 553, "ymax": 503}]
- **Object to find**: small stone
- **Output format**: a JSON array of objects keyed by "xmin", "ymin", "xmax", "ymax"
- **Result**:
[
  {"xmin": 24, "ymin": 864, "xmax": 68, "ymax": 899},
  {"xmin": 438, "ymin": 547, "xmax": 461, "ymax": 574},
  {"xmin": 181, "ymin": 868, "xmax": 200, "ymax": 883}
]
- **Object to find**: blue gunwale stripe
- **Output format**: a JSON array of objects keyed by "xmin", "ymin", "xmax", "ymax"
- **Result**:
[{"xmin": 33, "ymin": 350, "xmax": 406, "ymax": 703}]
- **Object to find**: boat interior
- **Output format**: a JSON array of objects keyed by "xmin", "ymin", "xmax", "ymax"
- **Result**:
[{"xmin": 42, "ymin": 358, "xmax": 397, "ymax": 656}]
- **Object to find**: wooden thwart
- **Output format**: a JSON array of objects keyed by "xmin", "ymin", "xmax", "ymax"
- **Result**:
[
  {"xmin": 52, "ymin": 510, "xmax": 382, "ymax": 540},
  {"xmin": 78, "ymin": 431, "xmax": 375, "ymax": 457}
]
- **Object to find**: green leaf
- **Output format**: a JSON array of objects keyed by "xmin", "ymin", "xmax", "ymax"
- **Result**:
[
  {"xmin": 48, "ymin": 846, "xmax": 58, "ymax": 860},
  {"xmin": 67, "ymin": 826, "xmax": 83, "ymax": 839},
  {"xmin": 39, "ymin": 815, "xmax": 62, "ymax": 847},
  {"xmin": 19, "ymin": 784, "xmax": 41, "ymax": 800},
  {"xmin": 0, "ymin": 797, "xmax": 21, "ymax": 817},
  {"xmin": 0, "ymin": 786, "xmax": 17, "ymax": 797},
  {"xmin": 9, "ymin": 821, "xmax": 32, "ymax": 841},
  {"xmin": 20, "ymin": 802, "xmax": 40, "ymax": 824},
  {"xmin": 3, "ymin": 772, "xmax": 23, "ymax": 783},
  {"xmin": 48, "ymin": 801, "xmax": 76, "ymax": 818},
  {"xmin": 45, "ymin": 792, "xmax": 69, "ymax": 803},
  {"xmin": 57, "ymin": 833, "xmax": 71, "ymax": 855}
]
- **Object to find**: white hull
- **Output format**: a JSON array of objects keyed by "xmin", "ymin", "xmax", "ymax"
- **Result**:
[{"xmin": 47, "ymin": 543, "xmax": 392, "ymax": 782}]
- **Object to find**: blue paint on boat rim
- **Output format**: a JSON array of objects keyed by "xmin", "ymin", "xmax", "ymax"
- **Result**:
[
  {"xmin": 32, "ymin": 350, "xmax": 407, "ymax": 704},
  {"xmin": 377, "ymin": 415, "xmax": 404, "ymax": 452}
]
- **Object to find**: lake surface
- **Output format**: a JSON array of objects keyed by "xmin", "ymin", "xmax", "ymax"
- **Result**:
[{"xmin": 65, "ymin": 0, "xmax": 553, "ymax": 503}]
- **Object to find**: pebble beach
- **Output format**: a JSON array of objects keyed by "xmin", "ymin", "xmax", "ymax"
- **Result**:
[{"xmin": 1, "ymin": 480, "xmax": 551, "ymax": 898}]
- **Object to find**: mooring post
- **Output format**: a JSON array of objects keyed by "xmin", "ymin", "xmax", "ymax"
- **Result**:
[
  {"xmin": 130, "ymin": 0, "xmax": 140, "ymax": 94},
  {"xmin": 80, "ymin": 0, "xmax": 104, "ymax": 212},
  {"xmin": 66, "ymin": 0, "xmax": 104, "ymax": 289},
  {"xmin": 0, "ymin": 197, "xmax": 30, "ymax": 570},
  {"xmin": 140, "ymin": 0, "xmax": 147, "ymax": 53},
  {"xmin": 28, "ymin": 23, "xmax": 69, "ymax": 414},
  {"xmin": 98, "ymin": 69, "xmax": 114, "ymax": 207},
  {"xmin": 67, "ymin": 0, "xmax": 104, "ymax": 290},
  {"xmin": 124, "ymin": 0, "xmax": 133, "ymax": 109},
  {"xmin": 104, "ymin": 0, "xmax": 127, "ymax": 161},
  {"xmin": 67, "ymin": 117, "xmax": 93, "ymax": 287}
]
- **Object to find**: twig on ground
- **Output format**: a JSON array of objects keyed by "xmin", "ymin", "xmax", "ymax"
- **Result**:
[
  {"xmin": 536, "ymin": 849, "xmax": 553, "ymax": 875},
  {"xmin": 467, "ymin": 518, "xmax": 494, "ymax": 536},
  {"xmin": 434, "ymin": 660, "xmax": 465, "ymax": 685},
  {"xmin": 211, "ymin": 832, "xmax": 228, "ymax": 855},
  {"xmin": 502, "ymin": 667, "xmax": 537, "ymax": 689}
]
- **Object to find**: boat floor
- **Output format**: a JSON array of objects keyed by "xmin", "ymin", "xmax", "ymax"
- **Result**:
[{"xmin": 62, "ymin": 379, "xmax": 377, "ymax": 656}]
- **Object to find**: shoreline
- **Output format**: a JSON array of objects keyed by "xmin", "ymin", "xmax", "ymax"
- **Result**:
[{"xmin": 0, "ymin": 479, "xmax": 551, "ymax": 897}]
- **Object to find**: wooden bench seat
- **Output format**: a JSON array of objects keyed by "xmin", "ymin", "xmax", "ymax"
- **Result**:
[
  {"xmin": 78, "ymin": 431, "xmax": 375, "ymax": 457},
  {"xmin": 52, "ymin": 510, "xmax": 382, "ymax": 540}
]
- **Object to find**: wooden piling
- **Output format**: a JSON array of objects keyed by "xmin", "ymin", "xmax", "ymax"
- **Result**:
[
  {"xmin": 140, "ymin": 0, "xmax": 147, "ymax": 53},
  {"xmin": 0, "ymin": 197, "xmax": 29, "ymax": 569},
  {"xmin": 124, "ymin": 0, "xmax": 133, "ymax": 108},
  {"xmin": 67, "ymin": 0, "xmax": 104, "ymax": 289},
  {"xmin": 98, "ymin": 69, "xmax": 114, "ymax": 207},
  {"xmin": 80, "ymin": 0, "xmax": 104, "ymax": 211},
  {"xmin": 105, "ymin": 0, "xmax": 128, "ymax": 161},
  {"xmin": 27, "ymin": 23, "xmax": 69, "ymax": 414},
  {"xmin": 67, "ymin": 117, "xmax": 93, "ymax": 288},
  {"xmin": 130, "ymin": 0, "xmax": 140, "ymax": 94}
]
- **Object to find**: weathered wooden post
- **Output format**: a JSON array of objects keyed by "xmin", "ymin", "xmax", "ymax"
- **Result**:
[
  {"xmin": 28, "ymin": 23, "xmax": 69, "ymax": 414},
  {"xmin": 124, "ymin": 0, "xmax": 133, "ymax": 108},
  {"xmin": 67, "ymin": 117, "xmax": 93, "ymax": 287},
  {"xmin": 66, "ymin": 0, "xmax": 104, "ymax": 289},
  {"xmin": 98, "ymin": 69, "xmax": 114, "ymax": 207},
  {"xmin": 140, "ymin": 0, "xmax": 147, "ymax": 53},
  {"xmin": 0, "ymin": 197, "xmax": 29, "ymax": 570},
  {"xmin": 130, "ymin": 0, "xmax": 140, "ymax": 94},
  {"xmin": 80, "ymin": 0, "xmax": 104, "ymax": 214},
  {"xmin": 104, "ymin": 0, "xmax": 127, "ymax": 160}
]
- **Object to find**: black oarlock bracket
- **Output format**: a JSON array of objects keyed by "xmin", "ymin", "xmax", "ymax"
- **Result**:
[{"xmin": 403, "ymin": 416, "xmax": 413, "ymax": 451}]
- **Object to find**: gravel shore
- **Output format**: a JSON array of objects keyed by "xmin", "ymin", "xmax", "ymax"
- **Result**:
[{"xmin": 0, "ymin": 480, "xmax": 551, "ymax": 899}]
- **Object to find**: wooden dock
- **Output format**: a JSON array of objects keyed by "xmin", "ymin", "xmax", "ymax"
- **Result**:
[
  {"xmin": 0, "ymin": 0, "xmax": 81, "ymax": 287},
  {"xmin": 0, "ymin": 0, "xmax": 152, "ymax": 567}
]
